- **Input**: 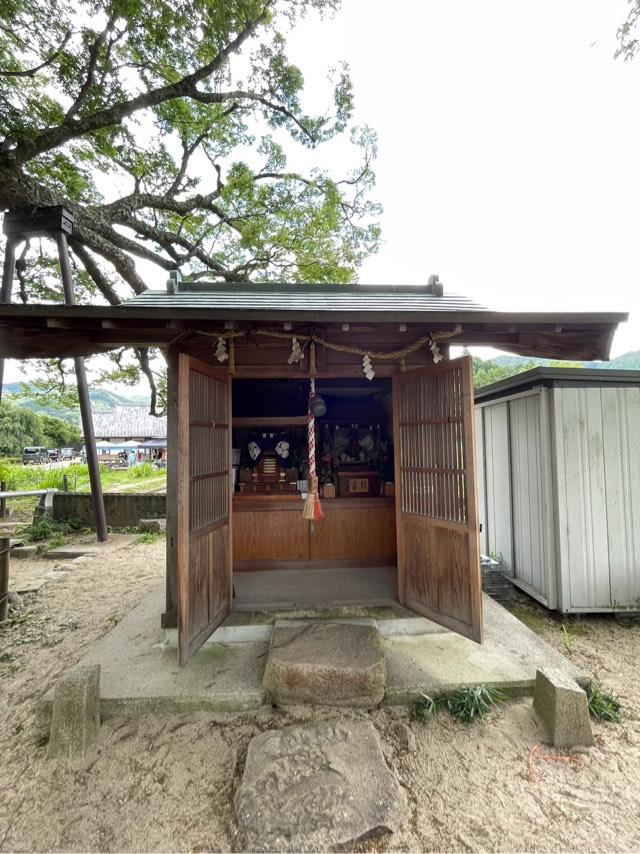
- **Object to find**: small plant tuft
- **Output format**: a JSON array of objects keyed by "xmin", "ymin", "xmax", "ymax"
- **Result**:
[
  {"xmin": 137, "ymin": 531, "xmax": 161, "ymax": 545},
  {"xmin": 26, "ymin": 519, "xmax": 54, "ymax": 541},
  {"xmin": 584, "ymin": 681, "xmax": 622, "ymax": 723},
  {"xmin": 562, "ymin": 624, "xmax": 574, "ymax": 655},
  {"xmin": 412, "ymin": 686, "xmax": 505, "ymax": 724},
  {"xmin": 445, "ymin": 686, "xmax": 505, "ymax": 723},
  {"xmin": 129, "ymin": 462, "xmax": 156, "ymax": 479},
  {"xmin": 412, "ymin": 692, "xmax": 446, "ymax": 722},
  {"xmin": 47, "ymin": 532, "xmax": 67, "ymax": 550}
]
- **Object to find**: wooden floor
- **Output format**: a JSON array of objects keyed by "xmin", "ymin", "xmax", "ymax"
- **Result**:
[{"xmin": 233, "ymin": 565, "xmax": 398, "ymax": 611}]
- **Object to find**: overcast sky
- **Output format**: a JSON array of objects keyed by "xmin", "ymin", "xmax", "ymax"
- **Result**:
[
  {"xmin": 285, "ymin": 0, "xmax": 640, "ymax": 357},
  {"xmin": 6, "ymin": 0, "xmax": 640, "ymax": 385}
]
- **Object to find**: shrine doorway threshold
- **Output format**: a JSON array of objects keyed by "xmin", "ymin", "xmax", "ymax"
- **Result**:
[{"xmin": 233, "ymin": 564, "xmax": 398, "ymax": 612}]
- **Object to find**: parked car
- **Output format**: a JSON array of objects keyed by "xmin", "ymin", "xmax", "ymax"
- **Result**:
[
  {"xmin": 47, "ymin": 449, "xmax": 59, "ymax": 462},
  {"xmin": 60, "ymin": 448, "xmax": 75, "ymax": 460},
  {"xmin": 22, "ymin": 446, "xmax": 48, "ymax": 465}
]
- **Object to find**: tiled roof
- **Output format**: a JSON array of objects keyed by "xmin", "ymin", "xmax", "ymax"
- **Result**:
[
  {"xmin": 91, "ymin": 405, "xmax": 167, "ymax": 439},
  {"xmin": 123, "ymin": 282, "xmax": 487, "ymax": 315}
]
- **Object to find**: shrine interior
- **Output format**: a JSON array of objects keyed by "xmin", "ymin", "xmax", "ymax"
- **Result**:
[{"xmin": 230, "ymin": 377, "xmax": 399, "ymax": 608}]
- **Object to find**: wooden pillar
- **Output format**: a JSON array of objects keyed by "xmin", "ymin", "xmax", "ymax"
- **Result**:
[
  {"xmin": 0, "ymin": 536, "xmax": 9, "ymax": 623},
  {"xmin": 161, "ymin": 345, "xmax": 179, "ymax": 628},
  {"xmin": 55, "ymin": 230, "xmax": 108, "ymax": 543},
  {"xmin": 0, "ymin": 236, "xmax": 17, "ymax": 404},
  {"xmin": 2, "ymin": 207, "xmax": 108, "ymax": 542}
]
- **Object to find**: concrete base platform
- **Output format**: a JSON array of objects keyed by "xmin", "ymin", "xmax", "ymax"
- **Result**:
[
  {"xmin": 38, "ymin": 586, "xmax": 269, "ymax": 734},
  {"xmin": 385, "ymin": 596, "xmax": 585, "ymax": 703},
  {"xmin": 234, "ymin": 565, "xmax": 398, "ymax": 610},
  {"xmin": 38, "ymin": 583, "xmax": 586, "ymax": 729}
]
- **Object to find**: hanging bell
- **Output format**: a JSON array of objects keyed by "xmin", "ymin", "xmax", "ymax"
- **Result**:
[{"xmin": 310, "ymin": 394, "xmax": 327, "ymax": 418}]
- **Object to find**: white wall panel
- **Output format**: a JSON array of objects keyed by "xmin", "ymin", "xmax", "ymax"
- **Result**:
[
  {"xmin": 478, "ymin": 381, "xmax": 640, "ymax": 612},
  {"xmin": 555, "ymin": 387, "xmax": 618, "ymax": 609},
  {"xmin": 474, "ymin": 407, "xmax": 487, "ymax": 555},
  {"xmin": 601, "ymin": 387, "xmax": 640, "ymax": 609},
  {"xmin": 482, "ymin": 402, "xmax": 513, "ymax": 572},
  {"xmin": 509, "ymin": 394, "xmax": 548, "ymax": 601}
]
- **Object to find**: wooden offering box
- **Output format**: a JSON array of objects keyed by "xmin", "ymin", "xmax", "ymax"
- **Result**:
[{"xmin": 337, "ymin": 468, "xmax": 380, "ymax": 498}]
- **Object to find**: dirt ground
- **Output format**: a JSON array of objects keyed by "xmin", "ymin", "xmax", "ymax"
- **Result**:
[{"xmin": 1, "ymin": 537, "xmax": 639, "ymax": 853}]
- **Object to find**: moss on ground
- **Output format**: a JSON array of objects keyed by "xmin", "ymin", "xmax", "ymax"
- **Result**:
[{"xmin": 508, "ymin": 604, "xmax": 551, "ymax": 635}]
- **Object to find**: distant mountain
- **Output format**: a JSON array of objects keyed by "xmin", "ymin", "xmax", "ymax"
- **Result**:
[
  {"xmin": 1, "ymin": 383, "xmax": 151, "ymax": 424},
  {"xmin": 491, "ymin": 350, "xmax": 640, "ymax": 371}
]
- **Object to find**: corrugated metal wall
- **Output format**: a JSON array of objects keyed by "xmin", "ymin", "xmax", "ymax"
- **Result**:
[
  {"xmin": 477, "ymin": 390, "xmax": 553, "ymax": 606},
  {"xmin": 481, "ymin": 402, "xmax": 513, "ymax": 571},
  {"xmin": 552, "ymin": 386, "xmax": 640, "ymax": 611},
  {"xmin": 509, "ymin": 394, "xmax": 551, "ymax": 603},
  {"xmin": 477, "ymin": 383, "xmax": 640, "ymax": 612}
]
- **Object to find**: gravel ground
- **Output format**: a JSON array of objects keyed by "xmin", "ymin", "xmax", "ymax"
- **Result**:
[{"xmin": 1, "ymin": 543, "xmax": 639, "ymax": 853}]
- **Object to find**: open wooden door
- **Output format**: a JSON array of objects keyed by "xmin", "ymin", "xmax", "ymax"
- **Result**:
[
  {"xmin": 392, "ymin": 356, "xmax": 482, "ymax": 642},
  {"xmin": 177, "ymin": 354, "xmax": 232, "ymax": 664}
]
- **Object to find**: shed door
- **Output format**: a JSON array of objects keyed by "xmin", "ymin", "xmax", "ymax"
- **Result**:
[
  {"xmin": 177, "ymin": 354, "xmax": 232, "ymax": 665},
  {"xmin": 393, "ymin": 356, "xmax": 482, "ymax": 642}
]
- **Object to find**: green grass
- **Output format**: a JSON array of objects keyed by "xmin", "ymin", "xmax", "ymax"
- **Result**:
[
  {"xmin": 0, "ymin": 460, "xmax": 165, "ymax": 493},
  {"xmin": 562, "ymin": 624, "xmax": 575, "ymax": 655},
  {"xmin": 584, "ymin": 681, "xmax": 622, "ymax": 723},
  {"xmin": 47, "ymin": 532, "xmax": 67, "ymax": 549},
  {"xmin": 136, "ymin": 531, "xmax": 162, "ymax": 545},
  {"xmin": 19, "ymin": 517, "xmax": 84, "ymax": 543},
  {"xmin": 412, "ymin": 686, "xmax": 505, "ymax": 724},
  {"xmin": 412, "ymin": 692, "xmax": 448, "ymax": 722},
  {"xmin": 446, "ymin": 686, "xmax": 506, "ymax": 723}
]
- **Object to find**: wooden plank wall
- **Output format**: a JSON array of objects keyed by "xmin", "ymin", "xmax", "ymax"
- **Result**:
[{"xmin": 232, "ymin": 500, "xmax": 396, "ymax": 566}]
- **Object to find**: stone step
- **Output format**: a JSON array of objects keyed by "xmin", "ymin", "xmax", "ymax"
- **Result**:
[
  {"xmin": 43, "ymin": 546, "xmax": 99, "ymax": 560},
  {"xmin": 163, "ymin": 610, "xmax": 448, "ymax": 647},
  {"xmin": 263, "ymin": 620, "xmax": 386, "ymax": 708}
]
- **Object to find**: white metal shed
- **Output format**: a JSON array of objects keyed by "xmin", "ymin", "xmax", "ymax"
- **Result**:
[{"xmin": 475, "ymin": 368, "xmax": 640, "ymax": 613}]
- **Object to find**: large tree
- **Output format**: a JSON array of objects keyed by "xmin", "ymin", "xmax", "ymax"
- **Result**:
[
  {"xmin": 617, "ymin": 1, "xmax": 640, "ymax": 60},
  {"xmin": 0, "ymin": 0, "xmax": 380, "ymax": 409}
]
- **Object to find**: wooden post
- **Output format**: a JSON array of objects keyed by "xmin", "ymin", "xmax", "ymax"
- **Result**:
[
  {"xmin": 0, "ymin": 536, "xmax": 9, "ymax": 623},
  {"xmin": 0, "ymin": 236, "xmax": 17, "ymax": 404},
  {"xmin": 54, "ymin": 229, "xmax": 108, "ymax": 543},
  {"xmin": 0, "ymin": 481, "xmax": 6, "ymax": 518}
]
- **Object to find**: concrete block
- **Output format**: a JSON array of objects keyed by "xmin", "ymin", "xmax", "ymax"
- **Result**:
[
  {"xmin": 11, "ymin": 545, "xmax": 39, "ymax": 559},
  {"xmin": 533, "ymin": 667, "xmax": 595, "ymax": 749},
  {"xmin": 138, "ymin": 518, "xmax": 166, "ymax": 533},
  {"xmin": 47, "ymin": 664, "xmax": 101, "ymax": 760},
  {"xmin": 263, "ymin": 621, "xmax": 386, "ymax": 708}
]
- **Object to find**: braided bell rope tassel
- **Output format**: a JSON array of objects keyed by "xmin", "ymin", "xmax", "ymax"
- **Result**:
[{"xmin": 303, "ymin": 378, "xmax": 323, "ymax": 520}]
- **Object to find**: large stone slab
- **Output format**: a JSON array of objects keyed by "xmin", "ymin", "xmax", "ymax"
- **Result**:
[
  {"xmin": 235, "ymin": 720, "xmax": 407, "ymax": 852},
  {"xmin": 138, "ymin": 518, "xmax": 166, "ymax": 533},
  {"xmin": 44, "ymin": 546, "xmax": 98, "ymax": 560},
  {"xmin": 533, "ymin": 667, "xmax": 595, "ymax": 748},
  {"xmin": 263, "ymin": 621, "xmax": 385, "ymax": 707},
  {"xmin": 11, "ymin": 545, "xmax": 39, "ymax": 559},
  {"xmin": 47, "ymin": 664, "xmax": 101, "ymax": 760}
]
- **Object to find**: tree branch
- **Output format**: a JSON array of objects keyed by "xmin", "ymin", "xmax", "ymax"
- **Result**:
[
  {"xmin": 0, "ymin": 30, "xmax": 72, "ymax": 78},
  {"xmin": 66, "ymin": 18, "xmax": 116, "ymax": 119},
  {"xmin": 10, "ymin": 6, "xmax": 271, "ymax": 164},
  {"xmin": 134, "ymin": 347, "xmax": 158, "ymax": 415},
  {"xmin": 68, "ymin": 239, "xmax": 121, "ymax": 304}
]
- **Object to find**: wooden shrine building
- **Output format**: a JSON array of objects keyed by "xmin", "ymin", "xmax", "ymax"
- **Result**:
[{"xmin": 0, "ymin": 277, "xmax": 627, "ymax": 664}]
